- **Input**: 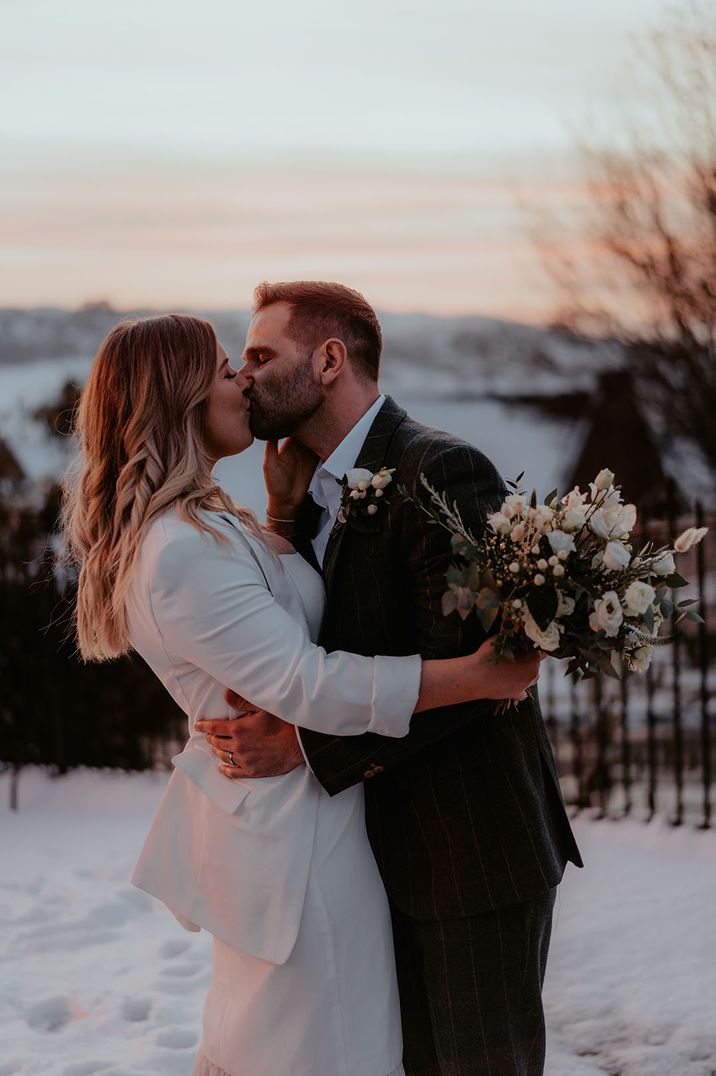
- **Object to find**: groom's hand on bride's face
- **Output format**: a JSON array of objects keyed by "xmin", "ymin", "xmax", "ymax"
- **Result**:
[{"xmin": 195, "ymin": 691, "xmax": 305, "ymax": 779}]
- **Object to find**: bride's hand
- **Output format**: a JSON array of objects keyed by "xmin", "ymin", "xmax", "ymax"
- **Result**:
[{"xmin": 263, "ymin": 438, "xmax": 319, "ymax": 516}]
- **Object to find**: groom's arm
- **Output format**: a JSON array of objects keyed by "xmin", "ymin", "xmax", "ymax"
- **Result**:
[{"xmin": 299, "ymin": 442, "xmax": 509, "ymax": 796}]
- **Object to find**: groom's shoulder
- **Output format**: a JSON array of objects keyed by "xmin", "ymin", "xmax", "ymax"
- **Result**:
[{"xmin": 393, "ymin": 408, "xmax": 504, "ymax": 490}]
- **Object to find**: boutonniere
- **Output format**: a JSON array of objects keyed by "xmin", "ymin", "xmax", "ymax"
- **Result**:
[{"xmin": 336, "ymin": 467, "xmax": 396, "ymax": 524}]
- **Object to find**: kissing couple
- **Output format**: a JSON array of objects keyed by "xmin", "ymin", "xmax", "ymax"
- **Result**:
[{"xmin": 62, "ymin": 280, "xmax": 582, "ymax": 1076}]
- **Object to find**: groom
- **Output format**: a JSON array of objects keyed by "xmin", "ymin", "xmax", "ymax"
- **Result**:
[{"xmin": 202, "ymin": 281, "xmax": 582, "ymax": 1075}]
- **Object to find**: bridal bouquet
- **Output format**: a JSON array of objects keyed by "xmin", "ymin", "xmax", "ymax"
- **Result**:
[{"xmin": 416, "ymin": 468, "xmax": 706, "ymax": 680}]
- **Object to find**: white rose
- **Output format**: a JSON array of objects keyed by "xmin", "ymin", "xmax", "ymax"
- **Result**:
[
  {"xmin": 588, "ymin": 591, "xmax": 624, "ymax": 637},
  {"xmin": 488, "ymin": 512, "xmax": 512, "ymax": 535},
  {"xmin": 626, "ymin": 645, "xmax": 653, "ymax": 673},
  {"xmin": 547, "ymin": 530, "xmax": 576, "ymax": 556},
  {"xmin": 556, "ymin": 592, "xmax": 576, "ymax": 617},
  {"xmin": 594, "ymin": 468, "xmax": 616, "ymax": 491},
  {"xmin": 345, "ymin": 468, "xmax": 374, "ymax": 490},
  {"xmin": 590, "ymin": 502, "xmax": 637, "ymax": 540},
  {"xmin": 502, "ymin": 493, "xmax": 528, "ymax": 518},
  {"xmin": 651, "ymin": 551, "xmax": 675, "ymax": 576},
  {"xmin": 523, "ymin": 611, "xmax": 563, "ymax": 652},
  {"xmin": 510, "ymin": 523, "xmax": 526, "ymax": 543},
  {"xmin": 674, "ymin": 526, "xmax": 708, "ymax": 553},
  {"xmin": 366, "ymin": 503, "xmax": 378, "ymax": 515},
  {"xmin": 623, "ymin": 580, "xmax": 656, "ymax": 616},
  {"xmin": 603, "ymin": 541, "xmax": 631, "ymax": 571},
  {"xmin": 562, "ymin": 505, "xmax": 588, "ymax": 532}
]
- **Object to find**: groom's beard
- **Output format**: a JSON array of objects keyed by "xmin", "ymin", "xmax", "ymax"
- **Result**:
[{"xmin": 247, "ymin": 365, "xmax": 324, "ymax": 441}]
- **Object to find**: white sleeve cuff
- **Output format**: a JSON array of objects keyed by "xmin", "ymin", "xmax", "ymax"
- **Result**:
[{"xmin": 367, "ymin": 654, "xmax": 423, "ymax": 737}]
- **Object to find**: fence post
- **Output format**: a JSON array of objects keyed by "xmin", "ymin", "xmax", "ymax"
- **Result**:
[
  {"xmin": 696, "ymin": 501, "xmax": 712, "ymax": 830},
  {"xmin": 569, "ymin": 676, "xmax": 586, "ymax": 813},
  {"xmin": 668, "ymin": 493, "xmax": 685, "ymax": 827},
  {"xmin": 645, "ymin": 662, "xmax": 658, "ymax": 823},
  {"xmin": 592, "ymin": 674, "xmax": 611, "ymax": 819},
  {"xmin": 620, "ymin": 668, "xmax": 632, "ymax": 816}
]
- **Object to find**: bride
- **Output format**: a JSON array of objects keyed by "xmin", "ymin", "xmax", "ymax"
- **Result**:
[{"xmin": 61, "ymin": 313, "xmax": 542, "ymax": 1076}]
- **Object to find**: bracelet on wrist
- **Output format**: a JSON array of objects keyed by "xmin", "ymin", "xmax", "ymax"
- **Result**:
[{"xmin": 266, "ymin": 510, "xmax": 296, "ymax": 525}]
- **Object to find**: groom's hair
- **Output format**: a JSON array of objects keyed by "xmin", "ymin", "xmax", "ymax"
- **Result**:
[{"xmin": 253, "ymin": 280, "xmax": 382, "ymax": 382}]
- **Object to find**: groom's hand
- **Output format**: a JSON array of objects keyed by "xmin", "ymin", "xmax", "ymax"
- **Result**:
[{"xmin": 195, "ymin": 690, "xmax": 305, "ymax": 779}]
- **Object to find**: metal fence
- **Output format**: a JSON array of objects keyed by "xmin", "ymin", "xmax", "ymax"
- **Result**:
[{"xmin": 542, "ymin": 502, "xmax": 714, "ymax": 829}]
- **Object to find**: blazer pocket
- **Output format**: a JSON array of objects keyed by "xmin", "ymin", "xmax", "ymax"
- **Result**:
[{"xmin": 171, "ymin": 744, "xmax": 252, "ymax": 815}]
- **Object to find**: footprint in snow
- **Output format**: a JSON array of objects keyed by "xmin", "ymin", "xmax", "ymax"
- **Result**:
[
  {"xmin": 25, "ymin": 995, "xmax": 73, "ymax": 1031},
  {"xmin": 158, "ymin": 938, "xmax": 192, "ymax": 959},
  {"xmin": 120, "ymin": 996, "xmax": 153, "ymax": 1022},
  {"xmin": 156, "ymin": 1026, "xmax": 198, "ymax": 1049},
  {"xmin": 160, "ymin": 962, "xmax": 204, "ymax": 978},
  {"xmin": 63, "ymin": 1062, "xmax": 112, "ymax": 1075}
]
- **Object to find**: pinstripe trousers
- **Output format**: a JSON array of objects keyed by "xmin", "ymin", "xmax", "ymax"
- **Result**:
[{"xmin": 391, "ymin": 888, "xmax": 557, "ymax": 1076}]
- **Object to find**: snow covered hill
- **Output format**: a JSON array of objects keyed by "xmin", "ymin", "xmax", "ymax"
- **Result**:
[{"xmin": 0, "ymin": 305, "xmax": 621, "ymax": 398}]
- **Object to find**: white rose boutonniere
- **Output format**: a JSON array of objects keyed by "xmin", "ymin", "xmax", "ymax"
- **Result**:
[{"xmin": 337, "ymin": 466, "xmax": 396, "ymax": 524}]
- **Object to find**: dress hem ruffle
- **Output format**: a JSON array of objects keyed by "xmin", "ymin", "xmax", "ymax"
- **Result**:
[{"xmin": 190, "ymin": 1052, "xmax": 405, "ymax": 1076}]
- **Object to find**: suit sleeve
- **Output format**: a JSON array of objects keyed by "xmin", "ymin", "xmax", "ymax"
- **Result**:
[
  {"xmin": 150, "ymin": 526, "xmax": 421, "ymax": 737},
  {"xmin": 300, "ymin": 444, "xmax": 507, "ymax": 794}
]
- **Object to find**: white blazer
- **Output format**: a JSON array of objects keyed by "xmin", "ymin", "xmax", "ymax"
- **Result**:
[{"xmin": 126, "ymin": 509, "xmax": 421, "ymax": 964}]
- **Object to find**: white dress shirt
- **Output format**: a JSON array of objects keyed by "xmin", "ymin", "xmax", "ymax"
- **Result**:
[{"xmin": 308, "ymin": 394, "xmax": 386, "ymax": 567}]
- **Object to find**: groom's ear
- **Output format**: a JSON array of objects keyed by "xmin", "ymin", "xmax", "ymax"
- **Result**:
[{"xmin": 316, "ymin": 338, "xmax": 348, "ymax": 385}]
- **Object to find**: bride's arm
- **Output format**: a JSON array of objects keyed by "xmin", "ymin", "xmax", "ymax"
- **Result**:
[{"xmin": 150, "ymin": 527, "xmax": 539, "ymax": 741}]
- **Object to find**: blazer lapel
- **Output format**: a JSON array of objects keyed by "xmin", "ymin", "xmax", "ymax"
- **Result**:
[{"xmin": 321, "ymin": 396, "xmax": 407, "ymax": 593}]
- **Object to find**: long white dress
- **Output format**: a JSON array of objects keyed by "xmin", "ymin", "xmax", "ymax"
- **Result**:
[
  {"xmin": 192, "ymin": 554, "xmax": 405, "ymax": 1076},
  {"xmin": 126, "ymin": 512, "xmax": 417, "ymax": 1076}
]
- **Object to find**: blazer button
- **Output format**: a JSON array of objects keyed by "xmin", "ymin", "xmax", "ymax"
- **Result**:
[{"xmin": 363, "ymin": 763, "xmax": 384, "ymax": 779}]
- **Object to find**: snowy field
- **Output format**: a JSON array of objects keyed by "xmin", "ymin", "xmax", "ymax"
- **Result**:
[{"xmin": 1, "ymin": 768, "xmax": 715, "ymax": 1076}]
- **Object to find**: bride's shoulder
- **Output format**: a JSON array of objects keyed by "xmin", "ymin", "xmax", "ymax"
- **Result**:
[
  {"xmin": 134, "ymin": 510, "xmax": 263, "ymax": 603},
  {"xmin": 139, "ymin": 508, "xmax": 240, "ymax": 568}
]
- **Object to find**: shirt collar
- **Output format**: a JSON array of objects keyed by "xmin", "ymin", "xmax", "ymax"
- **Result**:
[{"xmin": 308, "ymin": 394, "xmax": 385, "ymax": 499}]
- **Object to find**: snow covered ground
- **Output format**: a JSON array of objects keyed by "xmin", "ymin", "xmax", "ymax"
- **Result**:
[{"xmin": 1, "ymin": 768, "xmax": 714, "ymax": 1076}]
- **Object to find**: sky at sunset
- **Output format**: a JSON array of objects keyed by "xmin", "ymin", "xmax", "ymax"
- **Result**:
[{"xmin": 1, "ymin": 0, "xmax": 673, "ymax": 320}]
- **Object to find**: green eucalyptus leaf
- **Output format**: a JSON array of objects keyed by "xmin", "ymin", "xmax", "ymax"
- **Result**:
[{"xmin": 660, "ymin": 597, "xmax": 674, "ymax": 618}]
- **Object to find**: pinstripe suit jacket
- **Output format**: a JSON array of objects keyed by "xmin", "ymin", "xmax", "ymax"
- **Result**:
[{"xmin": 297, "ymin": 396, "xmax": 583, "ymax": 920}]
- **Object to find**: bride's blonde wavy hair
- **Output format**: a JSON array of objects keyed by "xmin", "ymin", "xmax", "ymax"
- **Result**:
[{"xmin": 62, "ymin": 313, "xmax": 262, "ymax": 662}]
